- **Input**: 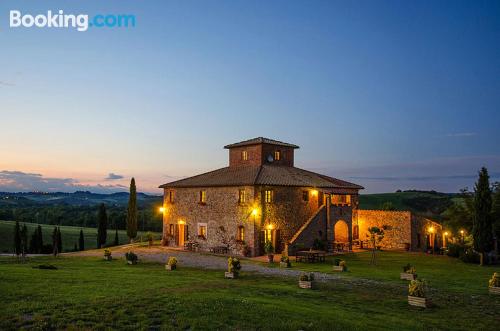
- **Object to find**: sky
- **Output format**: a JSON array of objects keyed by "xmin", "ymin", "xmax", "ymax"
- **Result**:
[{"xmin": 0, "ymin": 0, "xmax": 499, "ymax": 194}]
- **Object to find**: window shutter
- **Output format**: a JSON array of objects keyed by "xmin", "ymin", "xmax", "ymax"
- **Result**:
[
  {"xmin": 185, "ymin": 225, "xmax": 189, "ymax": 242},
  {"xmin": 175, "ymin": 225, "xmax": 179, "ymax": 246},
  {"xmin": 274, "ymin": 229, "xmax": 282, "ymax": 253}
]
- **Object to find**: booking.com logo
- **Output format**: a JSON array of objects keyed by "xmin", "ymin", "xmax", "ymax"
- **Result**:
[{"xmin": 9, "ymin": 10, "xmax": 136, "ymax": 32}]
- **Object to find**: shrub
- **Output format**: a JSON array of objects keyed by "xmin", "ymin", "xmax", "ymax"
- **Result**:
[
  {"xmin": 33, "ymin": 264, "xmax": 58, "ymax": 270},
  {"xmin": 403, "ymin": 263, "xmax": 416, "ymax": 274},
  {"xmin": 125, "ymin": 251, "xmax": 138, "ymax": 263},
  {"xmin": 408, "ymin": 279, "xmax": 427, "ymax": 298},
  {"xmin": 312, "ymin": 238, "xmax": 326, "ymax": 251},
  {"xmin": 104, "ymin": 249, "xmax": 112, "ymax": 257},
  {"xmin": 227, "ymin": 257, "xmax": 241, "ymax": 274},
  {"xmin": 299, "ymin": 273, "xmax": 314, "ymax": 282},
  {"xmin": 264, "ymin": 241, "xmax": 274, "ymax": 254},
  {"xmin": 459, "ymin": 247, "xmax": 480, "ymax": 264},
  {"xmin": 446, "ymin": 243, "xmax": 466, "ymax": 258},
  {"xmin": 167, "ymin": 257, "xmax": 177, "ymax": 267},
  {"xmin": 339, "ymin": 260, "xmax": 346, "ymax": 268},
  {"xmin": 489, "ymin": 272, "xmax": 500, "ymax": 288}
]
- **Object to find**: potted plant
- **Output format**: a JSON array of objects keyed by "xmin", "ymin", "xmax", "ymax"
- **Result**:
[
  {"xmin": 298, "ymin": 273, "xmax": 315, "ymax": 289},
  {"xmin": 165, "ymin": 257, "xmax": 177, "ymax": 270},
  {"xmin": 264, "ymin": 241, "xmax": 274, "ymax": 263},
  {"xmin": 400, "ymin": 263, "xmax": 417, "ymax": 280},
  {"xmin": 125, "ymin": 251, "xmax": 138, "ymax": 265},
  {"xmin": 225, "ymin": 257, "xmax": 241, "ymax": 279},
  {"xmin": 333, "ymin": 258, "xmax": 346, "ymax": 271},
  {"xmin": 488, "ymin": 272, "xmax": 500, "ymax": 295},
  {"xmin": 103, "ymin": 249, "xmax": 112, "ymax": 261},
  {"xmin": 408, "ymin": 279, "xmax": 431, "ymax": 308},
  {"xmin": 280, "ymin": 255, "xmax": 291, "ymax": 268}
]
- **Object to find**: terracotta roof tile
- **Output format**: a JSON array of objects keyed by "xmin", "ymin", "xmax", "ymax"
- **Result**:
[
  {"xmin": 224, "ymin": 137, "xmax": 299, "ymax": 149},
  {"xmin": 159, "ymin": 165, "xmax": 363, "ymax": 190}
]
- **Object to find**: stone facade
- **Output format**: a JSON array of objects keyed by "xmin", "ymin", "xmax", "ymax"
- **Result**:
[{"xmin": 356, "ymin": 210, "xmax": 443, "ymax": 251}]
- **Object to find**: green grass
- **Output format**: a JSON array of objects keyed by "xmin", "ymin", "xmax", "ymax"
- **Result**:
[
  {"xmin": 0, "ymin": 254, "xmax": 498, "ymax": 330},
  {"xmin": 267, "ymin": 251, "xmax": 500, "ymax": 295},
  {"xmin": 0, "ymin": 220, "xmax": 161, "ymax": 253}
]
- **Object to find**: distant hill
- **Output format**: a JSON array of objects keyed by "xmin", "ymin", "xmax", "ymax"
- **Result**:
[
  {"xmin": 359, "ymin": 190, "xmax": 458, "ymax": 219},
  {"xmin": 0, "ymin": 191, "xmax": 161, "ymax": 207}
]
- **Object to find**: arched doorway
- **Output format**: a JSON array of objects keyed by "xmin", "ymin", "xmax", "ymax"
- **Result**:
[{"xmin": 334, "ymin": 220, "xmax": 349, "ymax": 242}]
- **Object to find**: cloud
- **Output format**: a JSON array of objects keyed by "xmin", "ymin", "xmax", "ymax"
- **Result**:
[
  {"xmin": 105, "ymin": 173, "xmax": 124, "ymax": 180},
  {"xmin": 445, "ymin": 132, "xmax": 477, "ymax": 137},
  {"xmin": 0, "ymin": 81, "xmax": 15, "ymax": 87},
  {"xmin": 0, "ymin": 170, "xmax": 127, "ymax": 193}
]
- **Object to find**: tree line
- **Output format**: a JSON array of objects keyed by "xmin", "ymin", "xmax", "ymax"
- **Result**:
[{"xmin": 13, "ymin": 177, "xmax": 154, "ymax": 255}]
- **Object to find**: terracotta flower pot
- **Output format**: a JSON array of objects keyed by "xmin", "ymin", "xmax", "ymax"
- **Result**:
[
  {"xmin": 225, "ymin": 272, "xmax": 238, "ymax": 279},
  {"xmin": 165, "ymin": 264, "xmax": 176, "ymax": 271},
  {"xmin": 298, "ymin": 280, "xmax": 313, "ymax": 289},
  {"xmin": 489, "ymin": 286, "xmax": 500, "ymax": 295},
  {"xmin": 333, "ymin": 266, "xmax": 345, "ymax": 272},
  {"xmin": 400, "ymin": 272, "xmax": 417, "ymax": 280},
  {"xmin": 408, "ymin": 296, "xmax": 431, "ymax": 308}
]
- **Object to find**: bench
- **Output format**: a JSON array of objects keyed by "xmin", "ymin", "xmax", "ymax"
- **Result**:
[{"xmin": 210, "ymin": 246, "xmax": 229, "ymax": 254}]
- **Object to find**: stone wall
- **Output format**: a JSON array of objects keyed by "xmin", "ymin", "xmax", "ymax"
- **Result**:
[
  {"xmin": 411, "ymin": 216, "xmax": 443, "ymax": 252},
  {"xmin": 287, "ymin": 205, "xmax": 327, "ymax": 254},
  {"xmin": 162, "ymin": 186, "xmax": 258, "ymax": 256},
  {"xmin": 162, "ymin": 185, "xmax": 323, "ymax": 256},
  {"xmin": 357, "ymin": 210, "xmax": 412, "ymax": 250}
]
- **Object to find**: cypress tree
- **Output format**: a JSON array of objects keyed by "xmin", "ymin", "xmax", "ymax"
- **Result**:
[
  {"xmin": 472, "ymin": 167, "xmax": 494, "ymax": 265},
  {"xmin": 37, "ymin": 225, "xmax": 43, "ymax": 253},
  {"xmin": 14, "ymin": 221, "xmax": 21, "ymax": 256},
  {"xmin": 20, "ymin": 224, "xmax": 28, "ymax": 256},
  {"xmin": 52, "ymin": 227, "xmax": 58, "ymax": 256},
  {"xmin": 29, "ymin": 229, "xmax": 38, "ymax": 254},
  {"xmin": 79, "ymin": 229, "xmax": 85, "ymax": 251},
  {"xmin": 114, "ymin": 228, "xmax": 119, "ymax": 246},
  {"xmin": 97, "ymin": 204, "xmax": 108, "ymax": 249},
  {"xmin": 57, "ymin": 227, "xmax": 62, "ymax": 253},
  {"xmin": 126, "ymin": 178, "xmax": 138, "ymax": 243}
]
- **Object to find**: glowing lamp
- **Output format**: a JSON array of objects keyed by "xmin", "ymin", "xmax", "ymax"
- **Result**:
[
  {"xmin": 252, "ymin": 208, "xmax": 258, "ymax": 216},
  {"xmin": 444, "ymin": 232, "xmax": 449, "ymax": 236},
  {"xmin": 311, "ymin": 189, "xmax": 318, "ymax": 196},
  {"xmin": 266, "ymin": 224, "xmax": 274, "ymax": 230},
  {"xmin": 179, "ymin": 220, "xmax": 185, "ymax": 225},
  {"xmin": 159, "ymin": 207, "xmax": 165, "ymax": 213},
  {"xmin": 460, "ymin": 230, "xmax": 464, "ymax": 234},
  {"xmin": 428, "ymin": 226, "xmax": 434, "ymax": 233}
]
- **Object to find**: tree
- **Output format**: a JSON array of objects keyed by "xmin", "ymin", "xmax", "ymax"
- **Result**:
[
  {"xmin": 492, "ymin": 182, "xmax": 500, "ymax": 253},
  {"xmin": 52, "ymin": 227, "xmax": 59, "ymax": 256},
  {"xmin": 126, "ymin": 178, "xmax": 138, "ymax": 243},
  {"xmin": 79, "ymin": 229, "xmax": 85, "ymax": 251},
  {"xmin": 14, "ymin": 221, "xmax": 21, "ymax": 256},
  {"xmin": 97, "ymin": 204, "xmax": 108, "ymax": 249},
  {"xmin": 37, "ymin": 225, "xmax": 43, "ymax": 253},
  {"xmin": 57, "ymin": 227, "xmax": 63, "ymax": 253},
  {"xmin": 20, "ymin": 224, "xmax": 28, "ymax": 258},
  {"xmin": 29, "ymin": 228, "xmax": 38, "ymax": 254},
  {"xmin": 472, "ymin": 168, "xmax": 494, "ymax": 265},
  {"xmin": 114, "ymin": 228, "xmax": 119, "ymax": 246},
  {"xmin": 367, "ymin": 226, "xmax": 385, "ymax": 265}
]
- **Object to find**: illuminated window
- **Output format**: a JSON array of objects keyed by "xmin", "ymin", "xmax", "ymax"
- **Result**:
[
  {"xmin": 198, "ymin": 223, "xmax": 207, "ymax": 239},
  {"xmin": 199, "ymin": 190, "xmax": 207, "ymax": 204},
  {"xmin": 169, "ymin": 224, "xmax": 174, "ymax": 235},
  {"xmin": 274, "ymin": 151, "xmax": 281, "ymax": 161},
  {"xmin": 265, "ymin": 190, "xmax": 273, "ymax": 203},
  {"xmin": 331, "ymin": 194, "xmax": 351, "ymax": 206},
  {"xmin": 242, "ymin": 150, "xmax": 248, "ymax": 161},
  {"xmin": 168, "ymin": 190, "xmax": 174, "ymax": 203},
  {"xmin": 302, "ymin": 191, "xmax": 309, "ymax": 202},
  {"xmin": 237, "ymin": 226, "xmax": 245, "ymax": 241},
  {"xmin": 238, "ymin": 189, "xmax": 246, "ymax": 204}
]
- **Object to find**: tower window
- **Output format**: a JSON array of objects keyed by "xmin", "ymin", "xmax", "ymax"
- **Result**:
[
  {"xmin": 242, "ymin": 150, "xmax": 248, "ymax": 161},
  {"xmin": 274, "ymin": 151, "xmax": 281, "ymax": 161},
  {"xmin": 302, "ymin": 191, "xmax": 309, "ymax": 202}
]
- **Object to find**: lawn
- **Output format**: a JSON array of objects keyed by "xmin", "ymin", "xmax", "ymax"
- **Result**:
[
  {"xmin": 274, "ymin": 251, "xmax": 500, "ymax": 296},
  {"xmin": 0, "ymin": 254, "xmax": 498, "ymax": 330},
  {"xmin": 0, "ymin": 220, "xmax": 161, "ymax": 253}
]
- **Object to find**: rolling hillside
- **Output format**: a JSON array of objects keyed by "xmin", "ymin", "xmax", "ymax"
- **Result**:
[{"xmin": 0, "ymin": 220, "xmax": 161, "ymax": 254}]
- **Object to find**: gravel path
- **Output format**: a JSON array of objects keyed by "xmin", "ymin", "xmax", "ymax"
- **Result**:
[{"xmin": 71, "ymin": 246, "xmax": 391, "ymax": 286}]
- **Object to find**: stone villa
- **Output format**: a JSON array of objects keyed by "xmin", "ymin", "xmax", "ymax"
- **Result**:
[{"xmin": 160, "ymin": 137, "xmax": 443, "ymax": 256}]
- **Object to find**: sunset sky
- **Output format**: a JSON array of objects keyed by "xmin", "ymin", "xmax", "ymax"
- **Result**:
[{"xmin": 1, "ymin": 0, "xmax": 499, "ymax": 194}]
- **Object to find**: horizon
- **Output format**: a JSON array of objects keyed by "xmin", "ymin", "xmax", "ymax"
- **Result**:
[{"xmin": 1, "ymin": 1, "xmax": 499, "ymax": 194}]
